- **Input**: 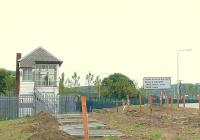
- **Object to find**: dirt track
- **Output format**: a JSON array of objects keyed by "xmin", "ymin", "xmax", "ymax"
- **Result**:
[{"xmin": 91, "ymin": 105, "xmax": 200, "ymax": 140}]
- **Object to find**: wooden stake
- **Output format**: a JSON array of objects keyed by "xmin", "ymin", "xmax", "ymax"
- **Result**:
[
  {"xmin": 116, "ymin": 100, "xmax": 118, "ymax": 112},
  {"xmin": 150, "ymin": 96, "xmax": 153, "ymax": 113},
  {"xmin": 139, "ymin": 95, "xmax": 142, "ymax": 112},
  {"xmin": 159, "ymin": 94, "xmax": 162, "ymax": 111},
  {"xmin": 81, "ymin": 96, "xmax": 89, "ymax": 140},
  {"xmin": 165, "ymin": 95, "xmax": 169, "ymax": 114},
  {"xmin": 127, "ymin": 95, "xmax": 130, "ymax": 112}
]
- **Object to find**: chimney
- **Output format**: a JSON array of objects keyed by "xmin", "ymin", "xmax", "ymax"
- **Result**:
[{"xmin": 16, "ymin": 53, "xmax": 21, "ymax": 96}]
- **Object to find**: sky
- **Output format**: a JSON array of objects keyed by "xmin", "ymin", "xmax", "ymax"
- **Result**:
[{"xmin": 0, "ymin": 0, "xmax": 200, "ymax": 87}]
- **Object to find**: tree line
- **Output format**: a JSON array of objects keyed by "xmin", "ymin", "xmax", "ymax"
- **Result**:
[
  {"xmin": 59, "ymin": 72, "xmax": 139, "ymax": 98},
  {"xmin": 1, "ymin": 66, "xmax": 199, "ymax": 98}
]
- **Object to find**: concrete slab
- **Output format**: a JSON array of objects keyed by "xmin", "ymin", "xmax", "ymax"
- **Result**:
[
  {"xmin": 62, "ymin": 122, "xmax": 106, "ymax": 130},
  {"xmin": 58, "ymin": 118, "xmax": 98, "ymax": 125},
  {"xmin": 53, "ymin": 113, "xmax": 85, "ymax": 119},
  {"xmin": 64, "ymin": 129, "xmax": 125, "ymax": 137}
]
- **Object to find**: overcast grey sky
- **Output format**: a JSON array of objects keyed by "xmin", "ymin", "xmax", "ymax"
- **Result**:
[{"xmin": 0, "ymin": 0, "xmax": 200, "ymax": 86}]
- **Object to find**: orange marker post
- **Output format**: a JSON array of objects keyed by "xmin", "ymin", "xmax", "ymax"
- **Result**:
[
  {"xmin": 150, "ymin": 96, "xmax": 153, "ymax": 113},
  {"xmin": 159, "ymin": 94, "xmax": 162, "ymax": 112},
  {"xmin": 165, "ymin": 95, "xmax": 169, "ymax": 114},
  {"xmin": 139, "ymin": 95, "xmax": 142, "ymax": 112},
  {"xmin": 127, "ymin": 95, "xmax": 130, "ymax": 112},
  {"xmin": 81, "ymin": 96, "xmax": 89, "ymax": 140},
  {"xmin": 116, "ymin": 100, "xmax": 118, "ymax": 112}
]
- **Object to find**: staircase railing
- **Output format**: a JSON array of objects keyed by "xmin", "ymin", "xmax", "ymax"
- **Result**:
[{"xmin": 33, "ymin": 87, "xmax": 57, "ymax": 114}]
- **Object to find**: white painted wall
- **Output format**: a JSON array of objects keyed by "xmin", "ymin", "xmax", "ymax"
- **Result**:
[
  {"xmin": 19, "ymin": 64, "xmax": 60, "ymax": 95},
  {"xmin": 19, "ymin": 69, "xmax": 35, "ymax": 95}
]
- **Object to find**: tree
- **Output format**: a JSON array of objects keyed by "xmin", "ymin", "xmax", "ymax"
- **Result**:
[
  {"xmin": 102, "ymin": 73, "xmax": 139, "ymax": 98},
  {"xmin": 71, "ymin": 72, "xmax": 80, "ymax": 88},
  {"xmin": 65, "ymin": 78, "xmax": 73, "ymax": 88},
  {"xmin": 0, "ymin": 68, "xmax": 15, "ymax": 95},
  {"xmin": 94, "ymin": 76, "xmax": 101, "ymax": 97},
  {"xmin": 4, "ymin": 76, "xmax": 16, "ymax": 95},
  {"xmin": 85, "ymin": 72, "xmax": 94, "ymax": 95},
  {"xmin": 70, "ymin": 72, "xmax": 81, "ymax": 93},
  {"xmin": 181, "ymin": 84, "xmax": 198, "ymax": 97},
  {"xmin": 0, "ymin": 68, "xmax": 11, "ymax": 94},
  {"xmin": 59, "ymin": 72, "xmax": 65, "ymax": 93}
]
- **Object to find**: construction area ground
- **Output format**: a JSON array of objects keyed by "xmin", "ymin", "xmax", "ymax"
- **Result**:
[{"xmin": 0, "ymin": 104, "xmax": 200, "ymax": 140}]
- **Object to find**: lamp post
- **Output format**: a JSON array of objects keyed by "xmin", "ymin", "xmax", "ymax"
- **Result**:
[{"xmin": 177, "ymin": 49, "xmax": 192, "ymax": 97}]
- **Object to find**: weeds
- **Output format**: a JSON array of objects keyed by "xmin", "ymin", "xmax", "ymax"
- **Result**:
[
  {"xmin": 149, "ymin": 131, "xmax": 162, "ymax": 139},
  {"xmin": 104, "ymin": 135, "xmax": 119, "ymax": 140}
]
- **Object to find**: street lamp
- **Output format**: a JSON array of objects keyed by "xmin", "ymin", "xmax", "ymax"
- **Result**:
[{"xmin": 177, "ymin": 49, "xmax": 192, "ymax": 96}]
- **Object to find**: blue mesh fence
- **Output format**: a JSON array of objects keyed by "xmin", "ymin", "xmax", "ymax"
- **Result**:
[
  {"xmin": 0, "ymin": 94, "xmax": 199, "ymax": 120},
  {"xmin": 0, "ymin": 95, "xmax": 18, "ymax": 120}
]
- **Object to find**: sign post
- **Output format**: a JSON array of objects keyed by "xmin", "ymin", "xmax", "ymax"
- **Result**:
[
  {"xmin": 143, "ymin": 77, "xmax": 171, "ymax": 90},
  {"xmin": 143, "ymin": 77, "xmax": 171, "ymax": 113}
]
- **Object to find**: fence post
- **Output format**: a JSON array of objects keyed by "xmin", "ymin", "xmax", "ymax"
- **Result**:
[
  {"xmin": 150, "ymin": 96, "xmax": 152, "ymax": 113},
  {"xmin": 139, "ymin": 95, "xmax": 142, "ymax": 112},
  {"xmin": 81, "ymin": 96, "xmax": 89, "ymax": 140}
]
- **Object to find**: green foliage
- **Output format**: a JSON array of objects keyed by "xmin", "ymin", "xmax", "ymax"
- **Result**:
[
  {"xmin": 85, "ymin": 72, "xmax": 94, "ymax": 96},
  {"xmin": 94, "ymin": 125, "xmax": 103, "ymax": 130},
  {"xmin": 0, "ymin": 68, "xmax": 15, "ymax": 95},
  {"xmin": 102, "ymin": 73, "xmax": 139, "ymax": 98},
  {"xmin": 59, "ymin": 72, "xmax": 65, "ymax": 93},
  {"xmin": 94, "ymin": 76, "xmax": 101, "ymax": 96},
  {"xmin": 182, "ymin": 83, "xmax": 198, "ymax": 97},
  {"xmin": 71, "ymin": 72, "xmax": 80, "ymax": 88},
  {"xmin": 94, "ymin": 76, "xmax": 101, "ymax": 86},
  {"xmin": 59, "ymin": 72, "xmax": 81, "ymax": 95},
  {"xmin": 4, "ymin": 76, "xmax": 16, "ymax": 95},
  {"xmin": 149, "ymin": 131, "xmax": 162, "ymax": 139},
  {"xmin": 86, "ymin": 72, "xmax": 94, "ymax": 87},
  {"xmin": 104, "ymin": 135, "xmax": 119, "ymax": 140},
  {"xmin": 59, "ymin": 87, "xmax": 80, "ymax": 95}
]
